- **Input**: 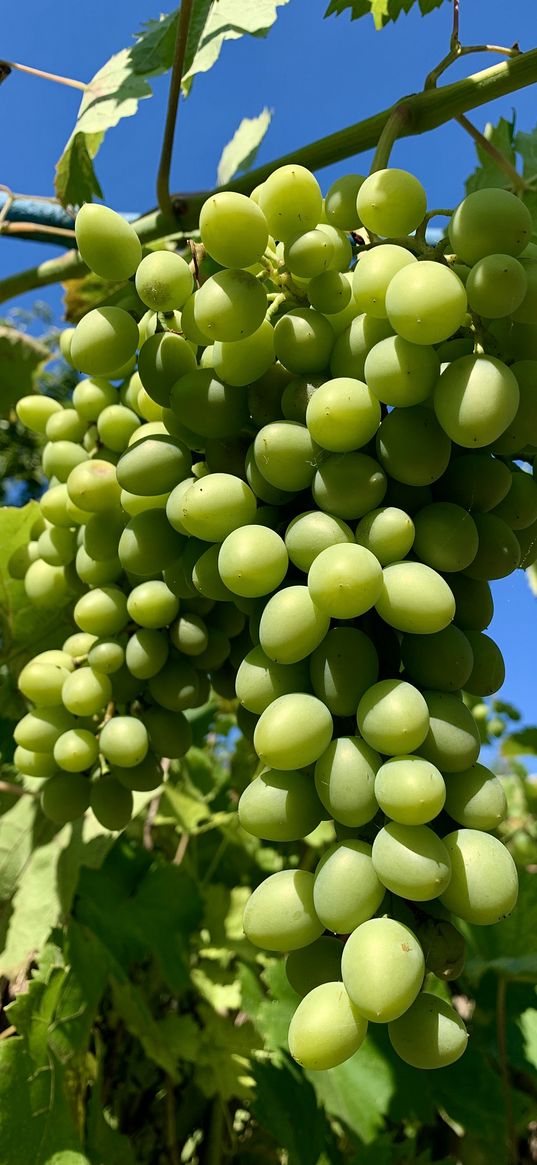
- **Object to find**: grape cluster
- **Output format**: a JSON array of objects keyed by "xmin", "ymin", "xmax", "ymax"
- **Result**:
[{"xmin": 11, "ymin": 163, "xmax": 535, "ymax": 1071}]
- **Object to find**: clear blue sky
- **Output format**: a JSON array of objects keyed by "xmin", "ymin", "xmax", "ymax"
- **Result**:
[{"xmin": 2, "ymin": 0, "xmax": 537, "ymax": 730}]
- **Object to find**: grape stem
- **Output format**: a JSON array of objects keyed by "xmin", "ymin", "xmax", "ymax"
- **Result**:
[
  {"xmin": 156, "ymin": 0, "xmax": 195, "ymax": 218},
  {"xmin": 424, "ymin": 0, "xmax": 521, "ymax": 90},
  {"xmin": 369, "ymin": 102, "xmax": 413, "ymax": 172},
  {"xmin": 455, "ymin": 112, "xmax": 528, "ymax": 191},
  {"xmin": 0, "ymin": 58, "xmax": 87, "ymax": 90},
  {"xmin": 0, "ymin": 781, "xmax": 37, "ymax": 799}
]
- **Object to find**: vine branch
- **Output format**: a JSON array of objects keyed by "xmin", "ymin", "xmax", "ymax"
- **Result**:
[
  {"xmin": 0, "ymin": 59, "xmax": 86, "ymax": 91},
  {"xmin": 156, "ymin": 0, "xmax": 195, "ymax": 218},
  {"xmin": 425, "ymin": 0, "xmax": 520, "ymax": 89}
]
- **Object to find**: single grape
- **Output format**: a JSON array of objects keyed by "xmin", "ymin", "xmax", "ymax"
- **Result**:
[
  {"xmin": 330, "ymin": 313, "xmax": 393, "ymax": 379},
  {"xmin": 235, "ymin": 647, "xmax": 310, "ymax": 714},
  {"xmin": 61, "ymin": 667, "xmax": 112, "ymax": 717},
  {"xmin": 372, "ymin": 822, "xmax": 452, "ymax": 901},
  {"xmin": 180, "ymin": 474, "xmax": 257, "ymax": 542},
  {"xmin": 310, "ymin": 627, "xmax": 379, "ymax": 718},
  {"xmin": 314, "ymin": 736, "xmax": 379, "ymax": 826},
  {"xmin": 435, "ymin": 453, "xmax": 512, "ymax": 513},
  {"xmin": 259, "ymin": 164, "xmax": 323, "ymax": 242},
  {"xmin": 385, "ymin": 261, "xmax": 467, "ymax": 346},
  {"xmin": 135, "ymin": 251, "xmax": 193, "ymax": 312},
  {"xmin": 148, "ymin": 657, "xmax": 200, "ymax": 712},
  {"xmin": 341, "ymin": 917, "xmax": 425, "ymax": 1022},
  {"xmin": 70, "ymin": 307, "xmax": 139, "ymax": 377},
  {"xmin": 243, "ymin": 869, "xmax": 323, "ymax": 950},
  {"xmin": 41, "ymin": 772, "xmax": 91, "ymax": 824},
  {"xmin": 416, "ymin": 917, "xmax": 466, "ymax": 980},
  {"xmin": 200, "ymin": 191, "xmax": 269, "ymax": 268},
  {"xmin": 16, "ymin": 394, "xmax": 63, "ymax": 434},
  {"xmin": 253, "ymin": 420, "xmax": 318, "ymax": 492},
  {"xmin": 74, "ymin": 587, "xmax": 128, "ymax": 637},
  {"xmin": 443, "ymin": 763, "xmax": 507, "ymax": 830},
  {"xmin": 288, "ymin": 981, "xmax": 368, "ymax": 1071},
  {"xmin": 388, "ymin": 993, "xmax": 468, "ymax": 1069},
  {"xmin": 364, "ymin": 335, "xmax": 440, "ymax": 407},
  {"xmin": 417, "ymin": 691, "xmax": 480, "ymax": 772},
  {"xmin": 434, "ymin": 355, "xmax": 519, "ymax": 448},
  {"xmin": 355, "ymin": 506, "xmax": 414, "ymax": 565},
  {"xmin": 14, "ymin": 746, "xmax": 59, "ymax": 779},
  {"xmin": 357, "ymin": 678, "xmax": 429, "ymax": 755},
  {"xmin": 376, "ymin": 405, "xmax": 451, "ymax": 486},
  {"xmin": 440, "ymin": 829, "xmax": 518, "ymax": 925},
  {"xmin": 193, "ymin": 269, "xmax": 267, "ymax": 342},
  {"xmin": 464, "ymin": 631, "xmax": 505, "ymax": 696},
  {"xmin": 238, "ymin": 768, "xmax": 324, "ymax": 841},
  {"xmin": 448, "ymin": 188, "xmax": 532, "ymax": 264},
  {"xmin": 357, "ymin": 169, "xmax": 427, "ymax": 236},
  {"xmin": 53, "ymin": 728, "xmax": 99, "ymax": 773},
  {"xmin": 401, "ymin": 625, "xmax": 474, "ymax": 693},
  {"xmin": 314, "ymin": 840, "xmax": 385, "ymax": 933},
  {"xmin": 211, "ymin": 321, "xmax": 275, "ymax": 387},
  {"xmin": 307, "ymin": 543, "xmax": 383, "ymax": 619},
  {"xmin": 464, "ymin": 513, "xmax": 521, "ymax": 580},
  {"xmin": 91, "ymin": 776, "xmax": 133, "ymax": 831},
  {"xmin": 312, "ymin": 451, "xmax": 387, "ymax": 520},
  {"xmin": 375, "ymin": 755, "xmax": 446, "ymax": 825},
  {"xmin": 324, "ymin": 173, "xmax": 365, "ymax": 229},
  {"xmin": 273, "ymin": 308, "xmax": 335, "ymax": 376},
  {"xmin": 259, "ymin": 585, "xmax": 330, "ymax": 664},
  {"xmin": 253, "ymin": 693, "xmax": 333, "ymax": 770},
  {"xmin": 375, "ymin": 561, "xmax": 455, "ymax": 635},
  {"xmin": 75, "ymin": 203, "xmax": 142, "ymax": 281},
  {"xmin": 218, "ymin": 525, "xmax": 288, "ymax": 597},
  {"xmin": 305, "ymin": 376, "xmax": 381, "ymax": 452},
  {"xmin": 285, "ymin": 510, "xmax": 354, "ymax": 572},
  {"xmin": 466, "ymin": 253, "xmax": 527, "ymax": 318}
]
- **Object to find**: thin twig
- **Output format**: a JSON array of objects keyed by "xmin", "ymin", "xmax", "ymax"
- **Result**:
[
  {"xmin": 143, "ymin": 795, "xmax": 161, "ymax": 851},
  {"xmin": 173, "ymin": 833, "xmax": 190, "ymax": 865},
  {"xmin": 0, "ymin": 222, "xmax": 76, "ymax": 240},
  {"xmin": 156, "ymin": 0, "xmax": 195, "ymax": 217},
  {"xmin": 451, "ymin": 0, "xmax": 460, "ymax": 51},
  {"xmin": 456, "ymin": 112, "xmax": 527, "ymax": 190},
  {"xmin": 0, "ymin": 781, "xmax": 36, "ymax": 799},
  {"xmin": 496, "ymin": 976, "xmax": 517, "ymax": 1165},
  {"xmin": 0, "ymin": 1026, "xmax": 16, "ymax": 1040},
  {"xmin": 0, "ymin": 59, "xmax": 86, "ymax": 91}
]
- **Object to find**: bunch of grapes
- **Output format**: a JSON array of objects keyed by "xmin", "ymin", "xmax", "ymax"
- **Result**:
[{"xmin": 10, "ymin": 161, "xmax": 537, "ymax": 1072}]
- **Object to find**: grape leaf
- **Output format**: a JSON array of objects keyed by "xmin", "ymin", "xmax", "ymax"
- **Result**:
[
  {"xmin": 324, "ymin": 0, "xmax": 446, "ymax": 29},
  {"xmin": 501, "ymin": 727, "xmax": 537, "ymax": 757},
  {"xmin": 217, "ymin": 108, "xmax": 272, "ymax": 187},
  {"xmin": 465, "ymin": 117, "xmax": 518, "ymax": 194},
  {"xmin": 130, "ymin": 11, "xmax": 180, "ymax": 75},
  {"xmin": 0, "ymin": 327, "xmax": 49, "ymax": 416},
  {"xmin": 54, "ymin": 132, "xmax": 104, "ymax": 210},
  {"xmin": 252, "ymin": 1056, "xmax": 326, "ymax": 1165},
  {"xmin": 464, "ymin": 870, "xmax": 537, "ymax": 983},
  {"xmin": 182, "ymin": 0, "xmax": 291, "ymax": 95}
]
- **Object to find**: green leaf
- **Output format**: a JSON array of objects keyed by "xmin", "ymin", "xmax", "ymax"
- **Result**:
[
  {"xmin": 501, "ymin": 728, "xmax": 537, "ymax": 757},
  {"xmin": 0, "ymin": 327, "xmax": 50, "ymax": 415},
  {"xmin": 252, "ymin": 1056, "xmax": 326, "ymax": 1165},
  {"xmin": 217, "ymin": 108, "xmax": 272, "ymax": 186},
  {"xmin": 324, "ymin": 0, "xmax": 446, "ymax": 29},
  {"xmin": 55, "ymin": 50, "xmax": 152, "ymax": 207},
  {"xmin": 309, "ymin": 1035, "xmax": 394, "ymax": 1143},
  {"xmin": 465, "ymin": 117, "xmax": 518, "ymax": 194},
  {"xmin": 182, "ymin": 0, "xmax": 291, "ymax": 95},
  {"xmin": 130, "ymin": 11, "xmax": 180, "ymax": 75},
  {"xmin": 465, "ymin": 870, "xmax": 537, "ymax": 983}
]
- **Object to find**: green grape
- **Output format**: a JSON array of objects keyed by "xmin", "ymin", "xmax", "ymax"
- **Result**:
[
  {"xmin": 492, "ymin": 470, "xmax": 537, "ymax": 530},
  {"xmin": 253, "ymin": 693, "xmax": 333, "ymax": 770},
  {"xmin": 8, "ymin": 540, "xmax": 39, "ymax": 579},
  {"xmin": 435, "ymin": 453, "xmax": 512, "ymax": 512},
  {"xmin": 357, "ymin": 679, "xmax": 429, "ymax": 755},
  {"xmin": 286, "ymin": 936, "xmax": 343, "ymax": 995},
  {"xmin": 124, "ymin": 584, "xmax": 177, "ymax": 635},
  {"xmin": 238, "ymin": 768, "xmax": 324, "ymax": 841},
  {"xmin": 412, "ymin": 502, "xmax": 478, "ymax": 573},
  {"xmin": 305, "ymin": 376, "xmax": 380, "ymax": 452},
  {"xmin": 243, "ymin": 868, "xmax": 323, "ymax": 950},
  {"xmin": 312, "ymin": 451, "xmax": 387, "ymax": 519},
  {"xmin": 112, "ymin": 753, "xmax": 163, "ymax": 792},
  {"xmin": 376, "ymin": 406, "xmax": 451, "ymax": 486},
  {"xmin": 388, "ymin": 993, "xmax": 468, "ymax": 1069},
  {"xmin": 193, "ymin": 269, "xmax": 267, "ymax": 342},
  {"xmin": 180, "ymin": 474, "xmax": 257, "ymax": 542},
  {"xmin": 18, "ymin": 659, "xmax": 71, "ymax": 705},
  {"xmin": 443, "ymin": 763, "xmax": 507, "ymax": 830},
  {"xmin": 357, "ymin": 169, "xmax": 427, "ymax": 237},
  {"xmin": 281, "ymin": 376, "xmax": 321, "ymax": 423},
  {"xmin": 466, "ymin": 253, "xmax": 527, "ymax": 318},
  {"xmin": 307, "ymin": 543, "xmax": 383, "ymax": 619},
  {"xmin": 253, "ymin": 420, "xmax": 318, "ymax": 492},
  {"xmin": 41, "ymin": 772, "xmax": 91, "ymax": 824},
  {"xmin": 493, "ymin": 361, "xmax": 537, "ymax": 454},
  {"xmin": 512, "ymin": 259, "xmax": 537, "ymax": 325},
  {"xmin": 314, "ymin": 736, "xmax": 379, "ymax": 826},
  {"xmin": 99, "ymin": 716, "xmax": 149, "ymax": 767},
  {"xmin": 218, "ymin": 525, "xmax": 288, "ymax": 597},
  {"xmin": 285, "ymin": 510, "xmax": 354, "ymax": 573},
  {"xmin": 374, "ymin": 755, "xmax": 446, "ymax": 825},
  {"xmin": 42, "ymin": 439, "xmax": 88, "ymax": 482},
  {"xmin": 308, "ymin": 270, "xmax": 352, "ymax": 314},
  {"xmin": 417, "ymin": 691, "xmax": 480, "ymax": 772},
  {"xmin": 40, "ymin": 483, "xmax": 86, "ymax": 529},
  {"xmin": 169, "ymin": 614, "xmax": 208, "ymax": 656},
  {"xmin": 464, "ymin": 513, "xmax": 521, "ymax": 580},
  {"xmin": 273, "ymin": 309, "xmax": 334, "ymax": 375},
  {"xmin": 24, "ymin": 560, "xmax": 70, "ymax": 607},
  {"xmin": 61, "ymin": 667, "xmax": 112, "ymax": 716},
  {"xmin": 62, "ymin": 632, "xmax": 97, "ymax": 659},
  {"xmin": 259, "ymin": 164, "xmax": 322, "ymax": 243},
  {"xmin": 87, "ymin": 640, "xmax": 125, "ymax": 674},
  {"xmin": 53, "ymin": 728, "xmax": 99, "ymax": 773},
  {"xmin": 440, "ymin": 829, "xmax": 518, "ymax": 925},
  {"xmin": 91, "ymin": 776, "xmax": 133, "ymax": 831},
  {"xmin": 284, "ymin": 228, "xmax": 334, "ymax": 278},
  {"xmin": 72, "ymin": 378, "xmax": 118, "ymax": 421},
  {"xmin": 37, "ymin": 526, "xmax": 77, "ymax": 567},
  {"xmin": 449, "ymin": 574, "xmax": 493, "ymax": 632},
  {"xmin": 434, "ymin": 355, "xmax": 519, "ymax": 448},
  {"xmin": 288, "ymin": 981, "xmax": 368, "ymax": 1071},
  {"xmin": 235, "ymin": 647, "xmax": 310, "ymax": 714},
  {"xmin": 212, "ymin": 321, "xmax": 275, "ymax": 387},
  {"xmin": 310, "ymin": 627, "xmax": 378, "ymax": 718},
  {"xmin": 464, "ymin": 631, "xmax": 505, "ymax": 696},
  {"xmin": 354, "ymin": 244, "xmax": 417, "ymax": 318},
  {"xmin": 135, "ymin": 251, "xmax": 193, "ymax": 312},
  {"xmin": 142, "ymin": 706, "xmax": 192, "ymax": 758},
  {"xmin": 14, "ymin": 706, "xmax": 75, "ymax": 752},
  {"xmin": 330, "ymin": 313, "xmax": 393, "ymax": 379},
  {"xmin": 258, "ymin": 585, "xmax": 330, "ymax": 664},
  {"xmin": 314, "ymin": 840, "xmax": 385, "ymax": 934},
  {"xmin": 364, "ymin": 335, "xmax": 440, "ymax": 407},
  {"xmin": 67, "ymin": 459, "xmax": 122, "ymax": 513},
  {"xmin": 14, "ymin": 746, "xmax": 59, "ymax": 779},
  {"xmin": 372, "ymin": 822, "xmax": 451, "ymax": 900},
  {"xmin": 386, "ymin": 261, "xmax": 467, "ymax": 346},
  {"xmin": 75, "ymin": 203, "xmax": 142, "ymax": 280},
  {"xmin": 70, "ymin": 307, "xmax": 139, "ymax": 377},
  {"xmin": 324, "ymin": 173, "xmax": 365, "ymax": 229},
  {"xmin": 199, "ymin": 191, "xmax": 269, "ymax": 268},
  {"xmin": 136, "ymin": 384, "xmax": 164, "ymax": 422},
  {"xmin": 245, "ymin": 446, "xmax": 290, "ymax": 505},
  {"xmin": 448, "ymin": 188, "xmax": 532, "ymax": 264},
  {"xmin": 30, "ymin": 649, "xmax": 75, "ymax": 671},
  {"xmin": 16, "ymin": 394, "xmax": 63, "ymax": 433},
  {"xmin": 148, "ymin": 656, "xmax": 200, "ymax": 711},
  {"xmin": 375, "ymin": 561, "xmax": 455, "ymax": 634},
  {"xmin": 83, "ymin": 509, "xmax": 125, "ymax": 562},
  {"xmin": 137, "ymin": 332, "xmax": 196, "ymax": 407},
  {"xmin": 75, "ymin": 547, "xmax": 122, "ymax": 587},
  {"xmin": 401, "ymin": 625, "xmax": 473, "ymax": 692},
  {"xmin": 166, "ymin": 478, "xmax": 198, "ymax": 535},
  {"xmin": 46, "ymin": 407, "xmax": 87, "ymax": 443},
  {"xmin": 416, "ymin": 917, "xmax": 466, "ymax": 980},
  {"xmin": 125, "ymin": 628, "xmax": 168, "ymax": 678},
  {"xmin": 317, "ymin": 224, "xmax": 354, "ymax": 273},
  {"xmin": 96, "ymin": 404, "xmax": 140, "ymax": 451},
  {"xmin": 74, "ymin": 586, "xmax": 128, "ymax": 637},
  {"xmin": 341, "ymin": 917, "xmax": 425, "ymax": 1022},
  {"xmin": 118, "ymin": 510, "xmax": 184, "ymax": 575},
  {"xmin": 209, "ymin": 602, "xmax": 245, "ymax": 638},
  {"xmin": 191, "ymin": 627, "xmax": 231, "ymax": 670},
  {"xmin": 170, "ymin": 370, "xmax": 248, "ymax": 439},
  {"xmin": 116, "ymin": 435, "xmax": 191, "ymax": 497},
  {"xmin": 355, "ymin": 507, "xmax": 414, "ymax": 565},
  {"xmin": 192, "ymin": 544, "xmax": 235, "ymax": 602}
]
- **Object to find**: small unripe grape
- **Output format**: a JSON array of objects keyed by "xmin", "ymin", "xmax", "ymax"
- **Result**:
[
  {"xmin": 75, "ymin": 203, "xmax": 142, "ymax": 280},
  {"xmin": 135, "ymin": 251, "xmax": 193, "ymax": 312}
]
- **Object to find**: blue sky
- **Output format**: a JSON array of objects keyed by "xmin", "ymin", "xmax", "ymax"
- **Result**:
[{"xmin": 2, "ymin": 0, "xmax": 537, "ymax": 730}]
